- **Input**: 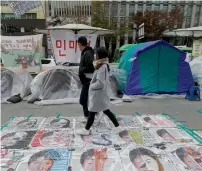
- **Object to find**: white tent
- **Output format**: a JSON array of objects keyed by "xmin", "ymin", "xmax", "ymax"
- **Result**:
[
  {"xmin": 35, "ymin": 24, "xmax": 114, "ymax": 35},
  {"xmin": 163, "ymin": 26, "xmax": 202, "ymax": 37}
]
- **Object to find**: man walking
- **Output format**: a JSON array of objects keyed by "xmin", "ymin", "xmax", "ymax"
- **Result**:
[{"xmin": 78, "ymin": 36, "xmax": 94, "ymax": 121}]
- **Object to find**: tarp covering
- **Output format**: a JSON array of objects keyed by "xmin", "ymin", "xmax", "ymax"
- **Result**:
[
  {"xmin": 119, "ymin": 40, "xmax": 194, "ymax": 95},
  {"xmin": 190, "ymin": 56, "xmax": 202, "ymax": 92},
  {"xmin": 1, "ymin": 67, "xmax": 33, "ymax": 103},
  {"xmin": 28, "ymin": 66, "xmax": 120, "ymax": 105}
]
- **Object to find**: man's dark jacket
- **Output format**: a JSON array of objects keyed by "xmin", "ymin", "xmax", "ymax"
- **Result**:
[{"xmin": 79, "ymin": 46, "xmax": 94, "ymax": 85}]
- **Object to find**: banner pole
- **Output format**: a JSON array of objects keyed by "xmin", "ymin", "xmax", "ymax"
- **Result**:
[{"xmin": 40, "ymin": 1, "xmax": 57, "ymax": 65}]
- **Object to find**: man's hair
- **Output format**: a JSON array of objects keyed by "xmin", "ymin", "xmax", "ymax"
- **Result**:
[
  {"xmin": 40, "ymin": 131, "xmax": 54, "ymax": 140},
  {"xmin": 78, "ymin": 36, "xmax": 88, "ymax": 46},
  {"xmin": 1, "ymin": 132, "xmax": 15, "ymax": 141},
  {"xmin": 156, "ymin": 129, "xmax": 170, "ymax": 137},
  {"xmin": 80, "ymin": 149, "xmax": 94, "ymax": 165},
  {"xmin": 50, "ymin": 118, "xmax": 70, "ymax": 128},
  {"xmin": 119, "ymin": 130, "xmax": 128, "ymax": 138},
  {"xmin": 175, "ymin": 147, "xmax": 187, "ymax": 162},
  {"xmin": 143, "ymin": 117, "xmax": 152, "ymax": 122},
  {"xmin": 96, "ymin": 47, "xmax": 108, "ymax": 60}
]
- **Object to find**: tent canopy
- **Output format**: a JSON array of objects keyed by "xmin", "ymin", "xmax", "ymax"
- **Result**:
[
  {"xmin": 119, "ymin": 40, "xmax": 194, "ymax": 95},
  {"xmin": 119, "ymin": 44, "xmax": 136, "ymax": 51},
  {"xmin": 1, "ymin": 67, "xmax": 33, "ymax": 103},
  {"xmin": 35, "ymin": 24, "xmax": 114, "ymax": 35},
  {"xmin": 163, "ymin": 26, "xmax": 202, "ymax": 37}
]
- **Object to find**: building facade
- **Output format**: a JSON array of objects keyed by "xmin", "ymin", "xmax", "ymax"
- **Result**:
[
  {"xmin": 105, "ymin": 0, "xmax": 202, "ymax": 47},
  {"xmin": 45, "ymin": 1, "xmax": 91, "ymax": 24},
  {"xmin": 1, "ymin": 1, "xmax": 46, "ymax": 36},
  {"xmin": 45, "ymin": 0, "xmax": 202, "ymax": 48}
]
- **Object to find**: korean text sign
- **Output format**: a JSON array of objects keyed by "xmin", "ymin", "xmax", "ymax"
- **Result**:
[
  {"xmin": 50, "ymin": 30, "xmax": 97, "ymax": 63},
  {"xmin": 1, "ymin": 34, "xmax": 43, "ymax": 68}
]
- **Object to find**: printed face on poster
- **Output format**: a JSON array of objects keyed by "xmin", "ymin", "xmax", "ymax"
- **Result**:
[
  {"xmin": 50, "ymin": 30, "xmax": 97, "ymax": 63},
  {"xmin": 1, "ymin": 131, "xmax": 36, "ymax": 149},
  {"xmin": 15, "ymin": 149, "xmax": 70, "ymax": 171},
  {"xmin": 166, "ymin": 145, "xmax": 202, "ymax": 171},
  {"xmin": 31, "ymin": 130, "xmax": 73, "ymax": 148},
  {"xmin": 72, "ymin": 148, "xmax": 122, "ymax": 171}
]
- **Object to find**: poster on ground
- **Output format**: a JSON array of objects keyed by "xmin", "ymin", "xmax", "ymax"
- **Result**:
[
  {"xmin": 50, "ymin": 30, "xmax": 97, "ymax": 63},
  {"xmin": 137, "ymin": 114, "xmax": 176, "ymax": 128},
  {"xmin": 165, "ymin": 144, "xmax": 202, "ymax": 171},
  {"xmin": 2, "ymin": 117, "xmax": 44, "ymax": 132},
  {"xmin": 149, "ymin": 128, "xmax": 195, "ymax": 144},
  {"xmin": 30, "ymin": 130, "xmax": 74, "ymax": 148},
  {"xmin": 15, "ymin": 148, "xmax": 71, "ymax": 171},
  {"xmin": 1, "ymin": 131, "xmax": 36, "ymax": 149},
  {"xmin": 112, "ymin": 128, "xmax": 155, "ymax": 147},
  {"xmin": 40, "ymin": 117, "xmax": 75, "ymax": 130},
  {"xmin": 0, "ymin": 149, "xmax": 24, "ymax": 171},
  {"xmin": 119, "ymin": 145, "xmax": 178, "ymax": 171},
  {"xmin": 106, "ymin": 115, "xmax": 142, "ymax": 128},
  {"xmin": 74, "ymin": 132, "xmax": 114, "ymax": 148},
  {"xmin": 71, "ymin": 148, "xmax": 122, "ymax": 171},
  {"xmin": 1, "ymin": 34, "xmax": 43, "ymax": 71}
]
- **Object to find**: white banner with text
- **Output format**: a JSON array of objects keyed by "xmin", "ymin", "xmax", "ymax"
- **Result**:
[{"xmin": 50, "ymin": 30, "xmax": 97, "ymax": 63}]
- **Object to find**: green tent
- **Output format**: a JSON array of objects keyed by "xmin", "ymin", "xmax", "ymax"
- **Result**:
[{"xmin": 118, "ymin": 40, "xmax": 194, "ymax": 95}]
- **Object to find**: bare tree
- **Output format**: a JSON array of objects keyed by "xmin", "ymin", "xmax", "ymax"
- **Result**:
[{"xmin": 133, "ymin": 7, "xmax": 184, "ymax": 40}]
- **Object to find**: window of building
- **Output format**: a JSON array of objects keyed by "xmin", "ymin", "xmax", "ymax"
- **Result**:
[
  {"xmin": 146, "ymin": 4, "xmax": 152, "ymax": 11},
  {"xmin": 120, "ymin": 17, "xmax": 125, "ymax": 27},
  {"xmin": 129, "ymin": 5, "xmax": 134, "ymax": 16},
  {"xmin": 137, "ymin": 5, "xmax": 143, "ymax": 12},
  {"xmin": 162, "ymin": 5, "xmax": 168, "ymax": 11},
  {"xmin": 154, "ymin": 4, "xmax": 160, "ymax": 11},
  {"xmin": 1, "ymin": 1, "xmax": 8, "ymax": 6},
  {"xmin": 185, "ymin": 16, "xmax": 191, "ymax": 28},
  {"xmin": 194, "ymin": 5, "xmax": 201, "ymax": 26},
  {"xmin": 120, "ymin": 4, "xmax": 126, "ymax": 16},
  {"xmin": 112, "ymin": 5, "xmax": 117, "ymax": 15}
]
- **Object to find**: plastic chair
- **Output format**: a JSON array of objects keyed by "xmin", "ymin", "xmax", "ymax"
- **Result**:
[{"xmin": 185, "ymin": 86, "xmax": 201, "ymax": 101}]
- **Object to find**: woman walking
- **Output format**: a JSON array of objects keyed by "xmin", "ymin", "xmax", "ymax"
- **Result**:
[{"xmin": 77, "ymin": 47, "xmax": 119, "ymax": 135}]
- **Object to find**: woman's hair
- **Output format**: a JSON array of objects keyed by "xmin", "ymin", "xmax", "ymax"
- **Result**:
[
  {"xmin": 129, "ymin": 148, "xmax": 164, "ymax": 171},
  {"xmin": 96, "ymin": 47, "xmax": 108, "ymax": 60},
  {"xmin": 95, "ymin": 47, "xmax": 110, "ymax": 72}
]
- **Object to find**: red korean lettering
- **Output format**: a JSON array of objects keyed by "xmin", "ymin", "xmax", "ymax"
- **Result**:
[
  {"xmin": 88, "ymin": 41, "xmax": 91, "ymax": 46},
  {"xmin": 56, "ymin": 40, "xmax": 66, "ymax": 56},
  {"xmin": 69, "ymin": 40, "xmax": 74, "ymax": 49}
]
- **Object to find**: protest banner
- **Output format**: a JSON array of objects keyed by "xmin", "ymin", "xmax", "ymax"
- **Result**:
[
  {"xmin": 1, "ymin": 34, "xmax": 43, "ymax": 70},
  {"xmin": 192, "ymin": 39, "xmax": 202, "ymax": 57},
  {"xmin": 7, "ymin": 0, "xmax": 42, "ymax": 16},
  {"xmin": 50, "ymin": 30, "xmax": 97, "ymax": 63}
]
